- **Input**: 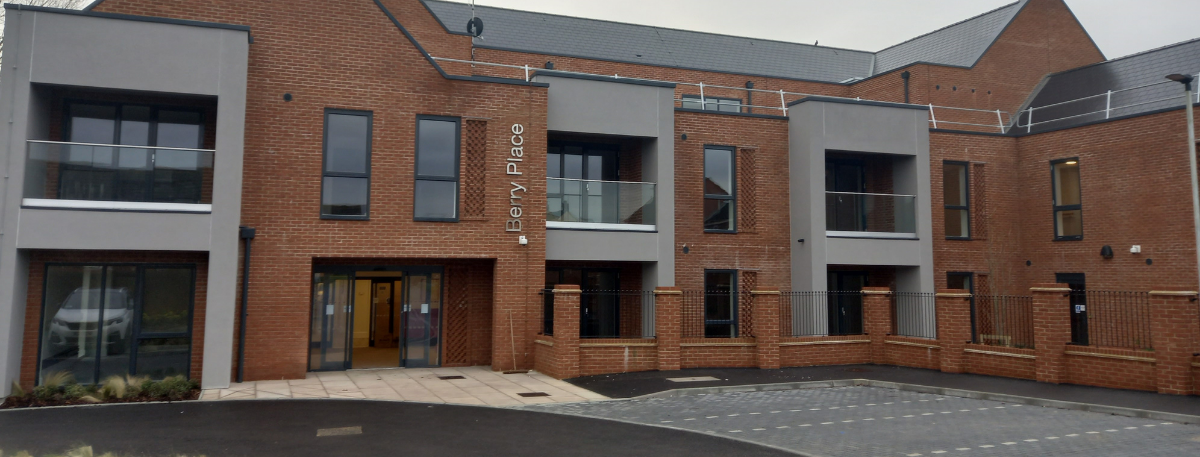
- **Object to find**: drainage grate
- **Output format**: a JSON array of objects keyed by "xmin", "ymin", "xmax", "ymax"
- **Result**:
[
  {"xmin": 437, "ymin": 375, "xmax": 466, "ymax": 380},
  {"xmin": 317, "ymin": 426, "xmax": 362, "ymax": 437},
  {"xmin": 666, "ymin": 376, "xmax": 722, "ymax": 383},
  {"xmin": 517, "ymin": 392, "xmax": 551, "ymax": 397}
]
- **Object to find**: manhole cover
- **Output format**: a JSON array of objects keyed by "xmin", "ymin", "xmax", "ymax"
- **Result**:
[
  {"xmin": 667, "ymin": 376, "xmax": 722, "ymax": 383},
  {"xmin": 437, "ymin": 375, "xmax": 466, "ymax": 380},
  {"xmin": 518, "ymin": 392, "xmax": 551, "ymax": 397},
  {"xmin": 317, "ymin": 426, "xmax": 362, "ymax": 437}
]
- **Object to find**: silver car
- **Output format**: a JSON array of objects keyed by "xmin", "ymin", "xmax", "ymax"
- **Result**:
[{"xmin": 46, "ymin": 287, "xmax": 134, "ymax": 355}]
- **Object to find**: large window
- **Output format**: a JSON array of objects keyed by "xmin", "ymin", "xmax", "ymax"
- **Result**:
[
  {"xmin": 321, "ymin": 109, "xmax": 372, "ymax": 219},
  {"xmin": 38, "ymin": 264, "xmax": 195, "ymax": 385},
  {"xmin": 704, "ymin": 270, "xmax": 738, "ymax": 338},
  {"xmin": 1052, "ymin": 158, "xmax": 1082, "ymax": 240},
  {"xmin": 682, "ymin": 95, "xmax": 742, "ymax": 113},
  {"xmin": 61, "ymin": 102, "xmax": 206, "ymax": 203},
  {"xmin": 944, "ymin": 161, "xmax": 970, "ymax": 239},
  {"xmin": 414, "ymin": 116, "xmax": 461, "ymax": 221},
  {"xmin": 704, "ymin": 146, "xmax": 736, "ymax": 232}
]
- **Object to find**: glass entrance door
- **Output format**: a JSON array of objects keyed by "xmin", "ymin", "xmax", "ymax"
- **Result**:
[
  {"xmin": 403, "ymin": 272, "xmax": 442, "ymax": 367},
  {"xmin": 310, "ymin": 272, "xmax": 352, "ymax": 371}
]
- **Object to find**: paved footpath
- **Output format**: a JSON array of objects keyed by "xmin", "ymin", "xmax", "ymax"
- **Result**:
[{"xmin": 529, "ymin": 386, "xmax": 1200, "ymax": 457}]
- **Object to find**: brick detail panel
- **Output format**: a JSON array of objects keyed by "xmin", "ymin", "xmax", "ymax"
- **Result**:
[
  {"xmin": 462, "ymin": 119, "xmax": 488, "ymax": 220},
  {"xmin": 443, "ymin": 266, "xmax": 470, "ymax": 366},
  {"xmin": 738, "ymin": 148, "xmax": 757, "ymax": 233}
]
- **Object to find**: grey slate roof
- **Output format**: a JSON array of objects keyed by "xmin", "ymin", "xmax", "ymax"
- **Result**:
[
  {"xmin": 1019, "ymin": 38, "xmax": 1200, "ymax": 133},
  {"xmin": 423, "ymin": 0, "xmax": 1030, "ymax": 84}
]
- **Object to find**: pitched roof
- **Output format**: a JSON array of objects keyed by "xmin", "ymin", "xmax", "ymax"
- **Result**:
[
  {"xmin": 423, "ymin": 0, "xmax": 1030, "ymax": 84},
  {"xmin": 1019, "ymin": 38, "xmax": 1200, "ymax": 133}
]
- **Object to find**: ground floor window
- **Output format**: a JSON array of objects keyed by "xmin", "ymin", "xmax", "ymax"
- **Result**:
[
  {"xmin": 38, "ymin": 264, "xmax": 195, "ymax": 385},
  {"xmin": 704, "ymin": 270, "xmax": 738, "ymax": 337}
]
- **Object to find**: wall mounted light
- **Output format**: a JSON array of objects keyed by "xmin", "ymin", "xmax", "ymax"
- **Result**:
[
  {"xmin": 1100, "ymin": 245, "xmax": 1114, "ymax": 259},
  {"xmin": 518, "ymin": 236, "xmax": 528, "ymax": 245},
  {"xmin": 1130, "ymin": 245, "xmax": 1142, "ymax": 254}
]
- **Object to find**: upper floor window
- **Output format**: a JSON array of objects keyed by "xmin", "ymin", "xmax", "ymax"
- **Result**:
[
  {"xmin": 944, "ymin": 161, "xmax": 970, "ymax": 239},
  {"xmin": 682, "ymin": 95, "xmax": 741, "ymax": 113},
  {"xmin": 321, "ymin": 109, "xmax": 372, "ymax": 219},
  {"xmin": 1052, "ymin": 158, "xmax": 1082, "ymax": 240},
  {"xmin": 704, "ymin": 146, "xmax": 736, "ymax": 232},
  {"xmin": 414, "ymin": 116, "xmax": 461, "ymax": 221}
]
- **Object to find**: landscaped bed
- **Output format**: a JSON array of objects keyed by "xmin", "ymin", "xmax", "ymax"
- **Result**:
[{"xmin": 2, "ymin": 372, "xmax": 199, "ymax": 409}]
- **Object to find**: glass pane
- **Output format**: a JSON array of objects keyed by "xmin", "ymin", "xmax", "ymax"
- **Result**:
[
  {"xmin": 1054, "ymin": 161, "xmax": 1081, "ymax": 206},
  {"xmin": 324, "ymin": 113, "xmax": 370, "ymax": 174},
  {"xmin": 141, "ymin": 268, "xmax": 193, "ymax": 334},
  {"xmin": 98, "ymin": 266, "xmax": 137, "ymax": 381},
  {"xmin": 135, "ymin": 337, "xmax": 190, "ymax": 380},
  {"xmin": 417, "ymin": 119, "xmax": 457, "ymax": 178},
  {"xmin": 563, "ymin": 154, "xmax": 583, "ymax": 180},
  {"xmin": 405, "ymin": 275, "xmax": 431, "ymax": 367},
  {"xmin": 947, "ymin": 274, "xmax": 971, "ymax": 292},
  {"xmin": 1057, "ymin": 209, "xmax": 1083, "ymax": 237},
  {"xmin": 70, "ymin": 104, "xmax": 117, "ymax": 144},
  {"xmin": 718, "ymin": 99, "xmax": 740, "ymax": 112},
  {"xmin": 414, "ymin": 180, "xmax": 457, "ymax": 219},
  {"xmin": 586, "ymin": 155, "xmax": 603, "ymax": 181},
  {"xmin": 119, "ymin": 106, "xmax": 151, "ymax": 147},
  {"xmin": 156, "ymin": 123, "xmax": 202, "ymax": 149},
  {"xmin": 943, "ymin": 163, "xmax": 967, "ymax": 206},
  {"xmin": 704, "ymin": 148, "xmax": 733, "ymax": 196},
  {"xmin": 428, "ymin": 273, "xmax": 442, "ymax": 366},
  {"xmin": 309, "ymin": 273, "xmax": 352, "ymax": 371},
  {"xmin": 322, "ymin": 176, "xmax": 369, "ymax": 217},
  {"xmin": 704, "ymin": 198, "xmax": 734, "ymax": 231},
  {"xmin": 945, "ymin": 208, "xmax": 969, "ymax": 238},
  {"xmin": 681, "ymin": 96, "xmax": 703, "ymax": 110},
  {"xmin": 547, "ymin": 154, "xmax": 561, "ymax": 179},
  {"xmin": 40, "ymin": 266, "xmax": 104, "ymax": 385}
]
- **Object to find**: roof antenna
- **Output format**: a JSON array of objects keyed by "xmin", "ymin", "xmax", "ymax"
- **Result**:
[{"xmin": 467, "ymin": 0, "xmax": 485, "ymax": 38}]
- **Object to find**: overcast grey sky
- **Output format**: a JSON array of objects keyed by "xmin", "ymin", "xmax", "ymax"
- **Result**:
[{"xmin": 441, "ymin": 0, "xmax": 1199, "ymax": 59}]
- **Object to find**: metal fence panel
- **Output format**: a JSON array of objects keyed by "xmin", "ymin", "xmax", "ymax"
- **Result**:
[
  {"xmin": 579, "ymin": 290, "xmax": 656, "ymax": 339},
  {"xmin": 892, "ymin": 292, "xmax": 937, "ymax": 339},
  {"xmin": 682, "ymin": 290, "xmax": 753, "ymax": 338},
  {"xmin": 973, "ymin": 295, "xmax": 1034, "ymax": 349},
  {"xmin": 782, "ymin": 291, "xmax": 865, "ymax": 337},
  {"xmin": 1078, "ymin": 290, "xmax": 1152, "ymax": 350}
]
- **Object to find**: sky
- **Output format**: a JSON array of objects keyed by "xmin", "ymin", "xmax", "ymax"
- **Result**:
[{"xmin": 439, "ymin": 0, "xmax": 1200, "ymax": 59}]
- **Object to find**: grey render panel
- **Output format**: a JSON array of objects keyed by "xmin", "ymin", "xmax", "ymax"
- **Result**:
[
  {"xmin": 25, "ymin": 11, "xmax": 240, "ymax": 95},
  {"xmin": 787, "ymin": 101, "xmax": 934, "ymax": 294},
  {"xmin": 534, "ymin": 74, "xmax": 667, "ymax": 137},
  {"xmin": 545, "ymin": 230, "xmax": 659, "ymax": 262},
  {"xmin": 0, "ymin": 9, "xmax": 249, "ymax": 395},
  {"xmin": 1019, "ymin": 38, "xmax": 1200, "ymax": 133},
  {"xmin": 873, "ymin": 1, "xmax": 1025, "ymax": 74}
]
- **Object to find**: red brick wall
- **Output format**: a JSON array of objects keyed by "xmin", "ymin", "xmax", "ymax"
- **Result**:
[
  {"xmin": 578, "ymin": 343, "xmax": 658, "ymax": 376},
  {"xmin": 1064, "ymin": 350, "xmax": 1157, "ymax": 392},
  {"xmin": 19, "ymin": 250, "xmax": 209, "ymax": 388},
  {"xmin": 963, "ymin": 344, "xmax": 1037, "ymax": 380},
  {"xmin": 680, "ymin": 340, "xmax": 757, "ymax": 368},
  {"xmin": 882, "ymin": 337, "xmax": 942, "ymax": 370},
  {"xmin": 779, "ymin": 338, "xmax": 872, "ymax": 367}
]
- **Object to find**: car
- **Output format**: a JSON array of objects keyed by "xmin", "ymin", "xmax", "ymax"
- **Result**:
[{"xmin": 46, "ymin": 287, "xmax": 134, "ymax": 355}]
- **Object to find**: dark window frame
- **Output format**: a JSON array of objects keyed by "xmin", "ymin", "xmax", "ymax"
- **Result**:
[
  {"xmin": 681, "ymin": 94, "xmax": 743, "ymax": 113},
  {"xmin": 943, "ymin": 160, "xmax": 971, "ymax": 240},
  {"xmin": 703, "ymin": 269, "xmax": 739, "ymax": 338},
  {"xmin": 320, "ymin": 108, "xmax": 374, "ymax": 220},
  {"xmin": 704, "ymin": 145, "xmax": 737, "ymax": 233},
  {"xmin": 546, "ymin": 141, "xmax": 621, "ymax": 223},
  {"xmin": 35, "ymin": 262, "xmax": 197, "ymax": 385},
  {"xmin": 1050, "ymin": 157, "xmax": 1083, "ymax": 241},
  {"xmin": 414, "ymin": 115, "xmax": 462, "ymax": 222}
]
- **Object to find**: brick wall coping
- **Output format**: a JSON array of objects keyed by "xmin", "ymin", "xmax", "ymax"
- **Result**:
[
  {"xmin": 580, "ymin": 341, "xmax": 659, "ymax": 347},
  {"xmin": 534, "ymin": 339, "xmax": 554, "ymax": 347},
  {"xmin": 780, "ymin": 339, "xmax": 870, "ymax": 347},
  {"xmin": 885, "ymin": 339, "xmax": 941, "ymax": 350},
  {"xmin": 964, "ymin": 347, "xmax": 1037, "ymax": 359},
  {"xmin": 1065, "ymin": 350, "xmax": 1155, "ymax": 364},
  {"xmin": 861, "ymin": 290, "xmax": 893, "ymax": 295},
  {"xmin": 1191, "ymin": 362, "xmax": 1200, "ymax": 368},
  {"xmin": 1030, "ymin": 287, "xmax": 1071, "ymax": 292},
  {"xmin": 1148, "ymin": 290, "xmax": 1199, "ymax": 296},
  {"xmin": 552, "ymin": 287, "xmax": 582, "ymax": 293},
  {"xmin": 680, "ymin": 342, "xmax": 758, "ymax": 347},
  {"xmin": 653, "ymin": 289, "xmax": 683, "ymax": 295},
  {"xmin": 750, "ymin": 290, "xmax": 781, "ymax": 295},
  {"xmin": 935, "ymin": 292, "xmax": 972, "ymax": 298}
]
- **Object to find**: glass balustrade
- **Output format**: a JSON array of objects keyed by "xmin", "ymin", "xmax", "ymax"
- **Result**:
[
  {"xmin": 547, "ymin": 178, "xmax": 655, "ymax": 227},
  {"xmin": 825, "ymin": 191, "xmax": 916, "ymax": 236},
  {"xmin": 25, "ymin": 140, "xmax": 214, "ymax": 205}
]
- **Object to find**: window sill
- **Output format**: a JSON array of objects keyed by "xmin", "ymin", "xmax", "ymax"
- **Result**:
[
  {"xmin": 321, "ymin": 215, "xmax": 370, "ymax": 221},
  {"xmin": 1053, "ymin": 237, "xmax": 1084, "ymax": 241},
  {"xmin": 946, "ymin": 236, "xmax": 973, "ymax": 241},
  {"xmin": 414, "ymin": 218, "xmax": 460, "ymax": 223},
  {"xmin": 827, "ymin": 231, "xmax": 918, "ymax": 240},
  {"xmin": 22, "ymin": 198, "xmax": 211, "ymax": 213},
  {"xmin": 704, "ymin": 230, "xmax": 738, "ymax": 234},
  {"xmin": 547, "ymin": 221, "xmax": 656, "ymax": 232}
]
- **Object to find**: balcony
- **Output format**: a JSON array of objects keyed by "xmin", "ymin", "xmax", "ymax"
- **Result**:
[
  {"xmin": 825, "ymin": 191, "xmax": 916, "ymax": 239},
  {"xmin": 23, "ymin": 140, "xmax": 215, "ymax": 212},
  {"xmin": 547, "ymin": 178, "xmax": 656, "ymax": 231}
]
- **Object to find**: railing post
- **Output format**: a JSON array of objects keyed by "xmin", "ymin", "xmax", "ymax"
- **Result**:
[
  {"xmin": 752, "ymin": 290, "xmax": 781, "ymax": 369},
  {"xmin": 995, "ymin": 110, "xmax": 1005, "ymax": 134},
  {"xmin": 1149, "ymin": 290, "xmax": 1200, "ymax": 395},
  {"xmin": 1026, "ymin": 107, "xmax": 1034, "ymax": 133},
  {"xmin": 524, "ymin": 64, "xmax": 530, "ymax": 81},
  {"xmin": 1031, "ymin": 283, "xmax": 1071, "ymax": 384},
  {"xmin": 779, "ymin": 89, "xmax": 787, "ymax": 116},
  {"xmin": 1105, "ymin": 90, "xmax": 1112, "ymax": 119},
  {"xmin": 862, "ymin": 287, "xmax": 892, "ymax": 364},
  {"xmin": 654, "ymin": 288, "xmax": 683, "ymax": 371},
  {"xmin": 936, "ymin": 289, "xmax": 972, "ymax": 374},
  {"xmin": 699, "ymin": 82, "xmax": 705, "ymax": 109},
  {"xmin": 552, "ymin": 285, "xmax": 581, "ymax": 379},
  {"xmin": 928, "ymin": 104, "xmax": 938, "ymax": 129}
]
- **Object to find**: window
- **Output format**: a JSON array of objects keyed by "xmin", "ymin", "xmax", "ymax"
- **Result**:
[
  {"xmin": 1052, "ymin": 159, "xmax": 1082, "ymax": 240},
  {"xmin": 546, "ymin": 142, "xmax": 619, "ymax": 223},
  {"xmin": 704, "ymin": 146, "xmax": 736, "ymax": 232},
  {"xmin": 321, "ymin": 109, "xmax": 372, "ymax": 219},
  {"xmin": 704, "ymin": 270, "xmax": 738, "ymax": 337},
  {"xmin": 61, "ymin": 102, "xmax": 207, "ymax": 203},
  {"xmin": 414, "ymin": 116, "xmax": 461, "ymax": 221},
  {"xmin": 944, "ymin": 161, "xmax": 970, "ymax": 239},
  {"xmin": 38, "ymin": 264, "xmax": 195, "ymax": 385},
  {"xmin": 681, "ymin": 95, "xmax": 742, "ymax": 113}
]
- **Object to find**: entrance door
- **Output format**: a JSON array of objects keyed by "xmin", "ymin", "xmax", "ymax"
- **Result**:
[
  {"xmin": 827, "ymin": 272, "xmax": 866, "ymax": 335},
  {"xmin": 310, "ymin": 272, "xmax": 353, "ymax": 371},
  {"xmin": 402, "ymin": 272, "xmax": 442, "ymax": 367},
  {"xmin": 1057, "ymin": 273, "xmax": 1088, "ymax": 345},
  {"xmin": 546, "ymin": 268, "xmax": 620, "ymax": 338}
]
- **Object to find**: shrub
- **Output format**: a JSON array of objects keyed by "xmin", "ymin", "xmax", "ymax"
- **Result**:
[
  {"xmin": 63, "ymin": 384, "xmax": 90, "ymax": 400},
  {"xmin": 123, "ymin": 375, "xmax": 149, "ymax": 398},
  {"xmin": 146, "ymin": 376, "xmax": 198, "ymax": 401},
  {"xmin": 98, "ymin": 376, "xmax": 127, "ymax": 400},
  {"xmin": 9, "ymin": 380, "xmax": 26, "ymax": 399}
]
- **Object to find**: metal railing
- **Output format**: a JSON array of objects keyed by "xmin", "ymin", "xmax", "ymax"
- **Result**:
[
  {"xmin": 579, "ymin": 290, "xmax": 655, "ymax": 339},
  {"xmin": 546, "ymin": 178, "xmax": 655, "ymax": 226},
  {"xmin": 972, "ymin": 295, "xmax": 1035, "ymax": 349},
  {"xmin": 782, "ymin": 291, "xmax": 865, "ymax": 337},
  {"xmin": 25, "ymin": 140, "xmax": 215, "ymax": 205},
  {"xmin": 682, "ymin": 290, "xmax": 753, "ymax": 338},
  {"xmin": 825, "ymin": 191, "xmax": 916, "ymax": 235},
  {"xmin": 1072, "ymin": 290, "xmax": 1152, "ymax": 350},
  {"xmin": 540, "ymin": 289, "xmax": 554, "ymax": 336},
  {"xmin": 429, "ymin": 56, "xmax": 1011, "ymax": 132},
  {"xmin": 892, "ymin": 292, "xmax": 937, "ymax": 339},
  {"xmin": 1017, "ymin": 72, "xmax": 1200, "ymax": 132}
]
